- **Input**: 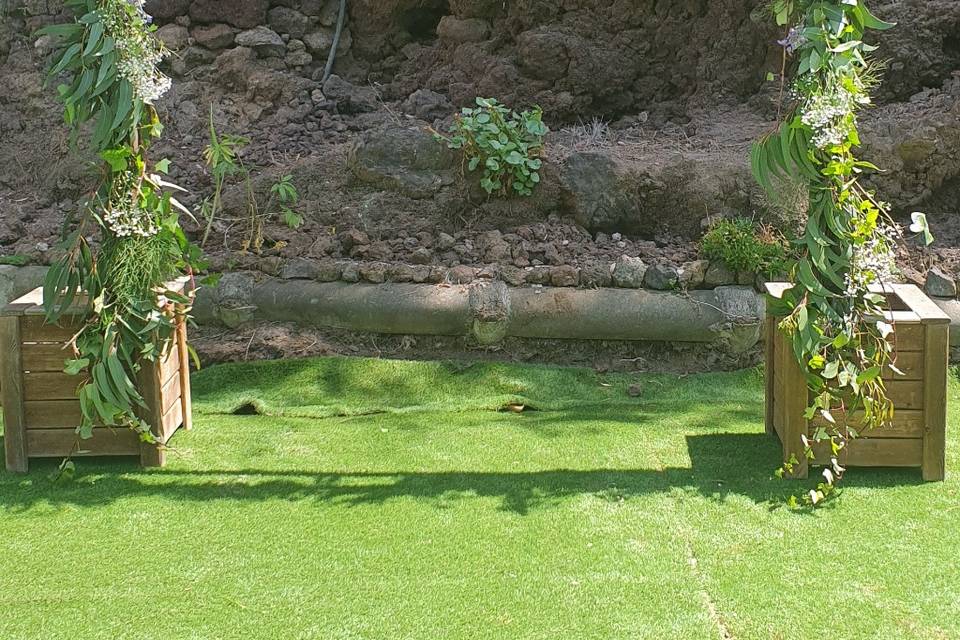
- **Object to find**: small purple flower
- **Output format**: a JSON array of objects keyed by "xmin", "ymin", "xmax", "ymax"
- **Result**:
[{"xmin": 778, "ymin": 27, "xmax": 807, "ymax": 54}]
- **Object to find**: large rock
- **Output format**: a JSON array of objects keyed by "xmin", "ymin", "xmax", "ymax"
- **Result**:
[
  {"xmin": 704, "ymin": 261, "xmax": 736, "ymax": 287},
  {"xmin": 322, "ymin": 74, "xmax": 378, "ymax": 113},
  {"xmin": 268, "ymin": 6, "xmax": 311, "ymax": 38},
  {"xmin": 925, "ymin": 267, "xmax": 957, "ymax": 298},
  {"xmin": 436, "ymin": 16, "xmax": 490, "ymax": 44},
  {"xmin": 643, "ymin": 263, "xmax": 679, "ymax": 290},
  {"xmin": 561, "ymin": 153, "xmax": 634, "ymax": 233},
  {"xmin": 860, "ymin": 81, "xmax": 960, "ymax": 214},
  {"xmin": 189, "ymin": 0, "xmax": 269, "ymax": 29},
  {"xmin": 303, "ymin": 27, "xmax": 352, "ymax": 56},
  {"xmin": 516, "ymin": 28, "xmax": 570, "ymax": 82},
  {"xmin": 402, "ymin": 88, "xmax": 451, "ymax": 121},
  {"xmin": 235, "ymin": 26, "xmax": 286, "ymax": 57},
  {"xmin": 191, "ymin": 23, "xmax": 236, "ymax": 49},
  {"xmin": 560, "ymin": 150, "xmax": 753, "ymax": 239},
  {"xmin": 348, "ymin": 126, "xmax": 458, "ymax": 199},
  {"xmin": 155, "ymin": 23, "xmax": 189, "ymax": 51},
  {"xmin": 611, "ymin": 255, "xmax": 647, "ymax": 289},
  {"xmin": 145, "ymin": 0, "xmax": 190, "ymax": 20}
]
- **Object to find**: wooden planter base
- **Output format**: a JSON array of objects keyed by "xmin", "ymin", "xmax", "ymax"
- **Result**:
[
  {"xmin": 1, "ymin": 285, "xmax": 192, "ymax": 472},
  {"xmin": 765, "ymin": 283, "xmax": 948, "ymax": 481}
]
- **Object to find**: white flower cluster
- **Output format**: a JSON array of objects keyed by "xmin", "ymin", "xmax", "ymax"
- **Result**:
[
  {"xmin": 102, "ymin": 0, "xmax": 170, "ymax": 104},
  {"xmin": 800, "ymin": 83, "xmax": 869, "ymax": 149},
  {"xmin": 103, "ymin": 197, "xmax": 159, "ymax": 238},
  {"xmin": 844, "ymin": 224, "xmax": 899, "ymax": 296},
  {"xmin": 117, "ymin": 54, "xmax": 171, "ymax": 103}
]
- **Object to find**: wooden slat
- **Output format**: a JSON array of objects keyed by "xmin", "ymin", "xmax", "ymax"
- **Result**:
[
  {"xmin": 779, "ymin": 330, "xmax": 809, "ymax": 478},
  {"xmin": 21, "ymin": 343, "xmax": 74, "ymax": 372},
  {"xmin": 159, "ymin": 345, "xmax": 181, "ymax": 387},
  {"xmin": 161, "ymin": 371, "xmax": 182, "ymax": 414},
  {"xmin": 176, "ymin": 313, "xmax": 193, "ymax": 432},
  {"xmin": 884, "ymin": 351, "xmax": 923, "ymax": 381},
  {"xmin": 922, "ymin": 323, "xmax": 948, "ymax": 481},
  {"xmin": 891, "ymin": 324, "xmax": 924, "ymax": 352},
  {"xmin": 161, "ymin": 398, "xmax": 183, "ymax": 442},
  {"xmin": 138, "ymin": 351, "xmax": 165, "ymax": 468},
  {"xmin": 24, "ymin": 400, "xmax": 83, "ymax": 429},
  {"xmin": 25, "ymin": 428, "xmax": 140, "ymax": 457},
  {"xmin": 773, "ymin": 330, "xmax": 785, "ymax": 440},
  {"xmin": 3, "ymin": 280, "xmax": 189, "ymax": 317},
  {"xmin": 19, "ymin": 316, "xmax": 78, "ymax": 343},
  {"xmin": 23, "ymin": 372, "xmax": 83, "ymax": 401},
  {"xmin": 812, "ymin": 438, "xmax": 923, "ymax": 468},
  {"xmin": 885, "ymin": 380, "xmax": 924, "ymax": 410},
  {"xmin": 810, "ymin": 409, "xmax": 925, "ymax": 438},
  {"xmin": 881, "ymin": 310, "xmax": 922, "ymax": 324},
  {"xmin": 1, "ymin": 316, "xmax": 28, "ymax": 472},
  {"xmin": 764, "ymin": 314, "xmax": 776, "ymax": 436},
  {"xmin": 886, "ymin": 283, "xmax": 951, "ymax": 324}
]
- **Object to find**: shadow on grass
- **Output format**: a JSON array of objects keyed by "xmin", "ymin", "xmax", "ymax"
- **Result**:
[{"xmin": 0, "ymin": 432, "xmax": 925, "ymax": 515}]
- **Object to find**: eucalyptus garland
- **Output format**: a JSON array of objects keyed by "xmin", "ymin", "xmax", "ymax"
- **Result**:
[
  {"xmin": 756, "ymin": 0, "xmax": 933, "ymax": 504},
  {"xmin": 38, "ymin": 0, "xmax": 201, "ymax": 443}
]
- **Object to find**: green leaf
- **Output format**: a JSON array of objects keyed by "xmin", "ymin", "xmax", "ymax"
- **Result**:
[
  {"xmin": 856, "ymin": 366, "xmax": 881, "ymax": 384},
  {"xmin": 64, "ymin": 358, "xmax": 90, "ymax": 376},
  {"xmin": 37, "ymin": 23, "xmax": 84, "ymax": 39},
  {"xmin": 82, "ymin": 20, "xmax": 104, "ymax": 57},
  {"xmin": 505, "ymin": 151, "xmax": 524, "ymax": 165},
  {"xmin": 110, "ymin": 79, "xmax": 133, "ymax": 130},
  {"xmin": 823, "ymin": 360, "xmax": 840, "ymax": 379},
  {"xmin": 282, "ymin": 209, "xmax": 304, "ymax": 229},
  {"xmin": 856, "ymin": 4, "xmax": 895, "ymax": 30},
  {"xmin": 50, "ymin": 42, "xmax": 82, "ymax": 75}
]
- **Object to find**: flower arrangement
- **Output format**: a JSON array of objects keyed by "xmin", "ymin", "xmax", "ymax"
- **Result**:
[
  {"xmin": 756, "ymin": 0, "xmax": 933, "ymax": 504},
  {"xmin": 38, "ymin": 0, "xmax": 202, "ymax": 445}
]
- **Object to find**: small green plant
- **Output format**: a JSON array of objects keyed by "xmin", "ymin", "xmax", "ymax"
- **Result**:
[
  {"xmin": 270, "ymin": 174, "xmax": 303, "ymax": 230},
  {"xmin": 201, "ymin": 106, "xmax": 247, "ymax": 248},
  {"xmin": 699, "ymin": 218, "xmax": 789, "ymax": 275},
  {"xmin": 202, "ymin": 114, "xmax": 304, "ymax": 252},
  {"xmin": 434, "ymin": 97, "xmax": 548, "ymax": 197}
]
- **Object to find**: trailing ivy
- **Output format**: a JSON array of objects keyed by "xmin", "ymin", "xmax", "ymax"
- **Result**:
[
  {"xmin": 757, "ymin": 0, "xmax": 933, "ymax": 505},
  {"xmin": 38, "ymin": 0, "xmax": 201, "ymax": 445}
]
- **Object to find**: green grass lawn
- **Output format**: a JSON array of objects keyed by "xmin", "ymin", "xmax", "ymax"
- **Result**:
[{"xmin": 2, "ymin": 357, "xmax": 959, "ymax": 639}]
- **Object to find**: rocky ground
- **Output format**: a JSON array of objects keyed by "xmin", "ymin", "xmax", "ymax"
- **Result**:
[{"xmin": 1, "ymin": 0, "xmax": 959, "ymax": 295}]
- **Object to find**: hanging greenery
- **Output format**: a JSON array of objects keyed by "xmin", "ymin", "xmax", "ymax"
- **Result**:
[
  {"xmin": 756, "ymin": 0, "xmax": 933, "ymax": 504},
  {"xmin": 38, "ymin": 0, "xmax": 202, "ymax": 443}
]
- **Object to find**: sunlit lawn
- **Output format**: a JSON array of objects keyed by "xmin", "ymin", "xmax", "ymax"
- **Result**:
[{"xmin": 1, "ymin": 357, "xmax": 958, "ymax": 639}]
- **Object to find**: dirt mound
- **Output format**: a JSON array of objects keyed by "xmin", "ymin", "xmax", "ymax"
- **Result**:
[{"xmin": 1, "ymin": 0, "xmax": 959, "ymax": 284}]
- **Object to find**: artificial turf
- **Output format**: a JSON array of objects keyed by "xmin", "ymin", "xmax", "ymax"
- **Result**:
[{"xmin": 1, "ymin": 356, "xmax": 958, "ymax": 639}]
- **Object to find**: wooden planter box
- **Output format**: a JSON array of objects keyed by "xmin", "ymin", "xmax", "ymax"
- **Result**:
[
  {"xmin": 765, "ymin": 283, "xmax": 949, "ymax": 481},
  {"xmin": 1, "ymin": 283, "xmax": 192, "ymax": 472}
]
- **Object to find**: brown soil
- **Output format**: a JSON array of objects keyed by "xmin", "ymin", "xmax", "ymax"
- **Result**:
[
  {"xmin": 191, "ymin": 321, "xmax": 762, "ymax": 374},
  {"xmin": 1, "ymin": 0, "xmax": 959, "ymax": 301}
]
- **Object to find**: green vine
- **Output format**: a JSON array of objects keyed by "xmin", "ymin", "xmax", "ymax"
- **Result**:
[
  {"xmin": 38, "ymin": 0, "xmax": 201, "ymax": 444},
  {"xmin": 757, "ymin": 0, "xmax": 933, "ymax": 505}
]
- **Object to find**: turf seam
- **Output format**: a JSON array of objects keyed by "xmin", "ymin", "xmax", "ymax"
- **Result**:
[{"xmin": 684, "ymin": 540, "xmax": 735, "ymax": 640}]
